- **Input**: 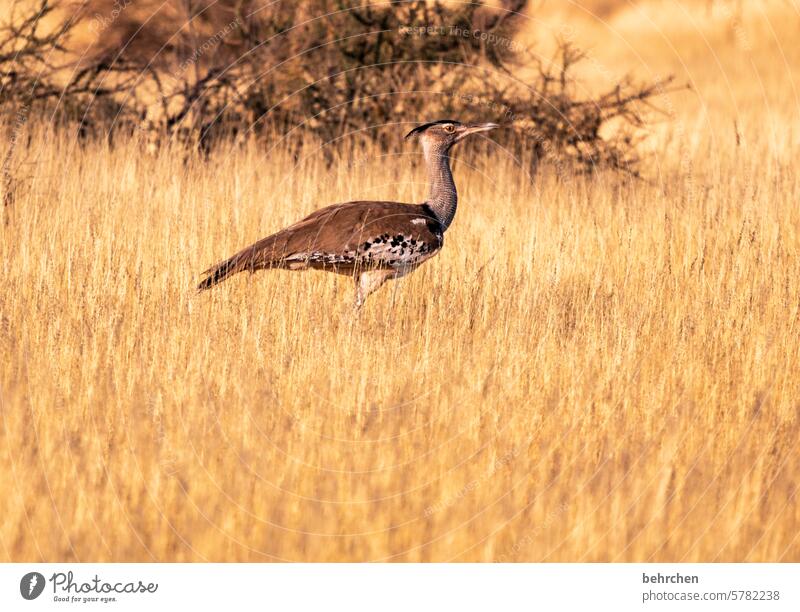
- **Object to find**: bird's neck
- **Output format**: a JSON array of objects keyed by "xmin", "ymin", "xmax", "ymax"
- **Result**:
[{"xmin": 423, "ymin": 146, "xmax": 457, "ymax": 231}]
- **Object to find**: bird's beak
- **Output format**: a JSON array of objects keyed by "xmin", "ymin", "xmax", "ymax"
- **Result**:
[{"xmin": 457, "ymin": 122, "xmax": 500, "ymax": 141}]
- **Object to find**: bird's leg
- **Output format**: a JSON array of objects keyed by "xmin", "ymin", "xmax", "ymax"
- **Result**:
[{"xmin": 354, "ymin": 270, "xmax": 392, "ymax": 311}]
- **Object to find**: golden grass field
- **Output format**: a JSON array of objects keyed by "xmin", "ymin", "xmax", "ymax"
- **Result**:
[{"xmin": 1, "ymin": 0, "xmax": 799, "ymax": 561}]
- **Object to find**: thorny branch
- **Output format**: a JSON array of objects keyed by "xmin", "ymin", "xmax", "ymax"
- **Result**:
[{"xmin": 0, "ymin": 0, "xmax": 685, "ymax": 187}]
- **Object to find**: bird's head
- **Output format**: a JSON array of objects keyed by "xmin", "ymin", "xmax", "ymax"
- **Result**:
[{"xmin": 405, "ymin": 119, "xmax": 498, "ymax": 156}]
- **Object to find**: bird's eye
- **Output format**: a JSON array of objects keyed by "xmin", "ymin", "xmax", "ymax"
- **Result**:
[{"xmin": 444, "ymin": 124, "xmax": 455, "ymax": 133}]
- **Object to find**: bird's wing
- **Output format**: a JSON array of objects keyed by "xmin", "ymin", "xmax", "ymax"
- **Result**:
[
  {"xmin": 283, "ymin": 201, "xmax": 444, "ymax": 264},
  {"xmin": 198, "ymin": 202, "xmax": 442, "ymax": 290}
]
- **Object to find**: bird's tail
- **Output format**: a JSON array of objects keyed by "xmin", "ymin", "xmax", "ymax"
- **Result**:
[
  {"xmin": 197, "ymin": 234, "xmax": 286, "ymax": 291},
  {"xmin": 197, "ymin": 255, "xmax": 240, "ymax": 291}
]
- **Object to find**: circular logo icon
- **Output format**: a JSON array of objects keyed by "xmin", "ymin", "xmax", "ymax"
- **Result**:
[{"xmin": 20, "ymin": 572, "xmax": 46, "ymax": 600}]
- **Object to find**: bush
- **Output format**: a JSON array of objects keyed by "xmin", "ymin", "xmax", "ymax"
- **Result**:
[{"xmin": 1, "ymin": 0, "xmax": 683, "ymax": 179}]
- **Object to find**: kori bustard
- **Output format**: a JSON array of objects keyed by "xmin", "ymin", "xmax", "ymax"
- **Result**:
[{"xmin": 198, "ymin": 120, "xmax": 498, "ymax": 307}]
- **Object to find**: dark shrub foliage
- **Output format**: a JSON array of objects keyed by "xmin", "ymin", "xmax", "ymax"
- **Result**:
[{"xmin": 1, "ymin": 0, "xmax": 683, "ymax": 178}]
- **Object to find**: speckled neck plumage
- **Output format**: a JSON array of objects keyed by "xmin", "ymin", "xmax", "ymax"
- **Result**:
[{"xmin": 423, "ymin": 142, "xmax": 457, "ymax": 231}]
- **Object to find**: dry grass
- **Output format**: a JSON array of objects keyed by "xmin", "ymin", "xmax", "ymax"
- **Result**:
[{"xmin": 1, "ymin": 0, "xmax": 799, "ymax": 562}]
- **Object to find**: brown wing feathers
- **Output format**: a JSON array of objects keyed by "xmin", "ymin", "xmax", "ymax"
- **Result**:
[
  {"xmin": 197, "ymin": 202, "xmax": 442, "ymax": 290},
  {"xmin": 197, "ymin": 204, "xmax": 343, "ymax": 290}
]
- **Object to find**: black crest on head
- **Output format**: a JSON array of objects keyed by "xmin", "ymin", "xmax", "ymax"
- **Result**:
[{"xmin": 404, "ymin": 119, "xmax": 460, "ymax": 140}]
